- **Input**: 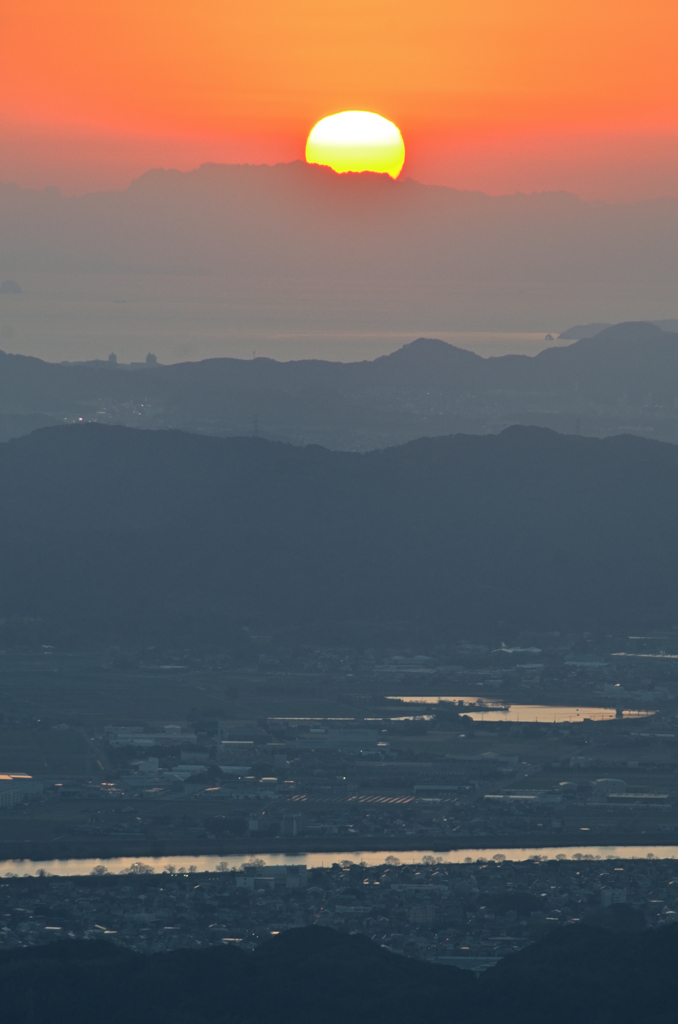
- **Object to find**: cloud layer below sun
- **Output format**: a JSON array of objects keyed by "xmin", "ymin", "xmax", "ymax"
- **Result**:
[{"xmin": 3, "ymin": 0, "xmax": 678, "ymax": 198}]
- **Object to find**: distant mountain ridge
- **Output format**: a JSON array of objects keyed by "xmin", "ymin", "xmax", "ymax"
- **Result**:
[
  {"xmin": 0, "ymin": 322, "xmax": 676, "ymax": 449},
  {"xmin": 0, "ymin": 421, "xmax": 677, "ymax": 643},
  {"xmin": 558, "ymin": 319, "xmax": 678, "ymax": 339},
  {"xmin": 4, "ymin": 160, "xmax": 678, "ymax": 356}
]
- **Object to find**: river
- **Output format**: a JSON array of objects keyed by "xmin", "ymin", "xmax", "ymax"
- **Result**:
[{"xmin": 2, "ymin": 845, "xmax": 678, "ymax": 877}]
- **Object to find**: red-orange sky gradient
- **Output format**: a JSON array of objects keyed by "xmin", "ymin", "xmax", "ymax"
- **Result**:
[{"xmin": 3, "ymin": 0, "xmax": 678, "ymax": 198}]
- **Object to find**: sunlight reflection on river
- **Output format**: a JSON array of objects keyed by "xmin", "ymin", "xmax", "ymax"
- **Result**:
[{"xmin": 2, "ymin": 845, "xmax": 677, "ymax": 877}]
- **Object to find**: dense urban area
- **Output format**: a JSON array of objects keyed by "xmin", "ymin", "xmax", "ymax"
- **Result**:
[
  {"xmin": 0, "ymin": 629, "xmax": 678, "ymax": 965},
  {"xmin": 0, "ymin": 855, "xmax": 675, "ymax": 968},
  {"xmin": 1, "ymin": 630, "xmax": 678, "ymax": 854}
]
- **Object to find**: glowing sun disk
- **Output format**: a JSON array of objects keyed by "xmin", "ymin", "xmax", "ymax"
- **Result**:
[{"xmin": 306, "ymin": 111, "xmax": 405, "ymax": 179}]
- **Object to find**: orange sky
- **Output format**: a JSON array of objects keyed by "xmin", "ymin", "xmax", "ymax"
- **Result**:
[{"xmin": 3, "ymin": 0, "xmax": 678, "ymax": 197}]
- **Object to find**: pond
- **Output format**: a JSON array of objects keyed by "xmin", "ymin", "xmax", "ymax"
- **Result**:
[{"xmin": 386, "ymin": 697, "xmax": 655, "ymax": 723}]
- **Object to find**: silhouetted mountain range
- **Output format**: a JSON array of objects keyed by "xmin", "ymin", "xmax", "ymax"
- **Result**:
[
  {"xmin": 0, "ymin": 422, "xmax": 677, "ymax": 644},
  {"xmin": 0, "ymin": 322, "xmax": 676, "ymax": 449},
  {"xmin": 558, "ymin": 319, "xmax": 678, "ymax": 339},
  {"xmin": 1, "ymin": 922, "xmax": 677, "ymax": 1023},
  {"xmin": 4, "ymin": 161, "xmax": 678, "ymax": 357}
]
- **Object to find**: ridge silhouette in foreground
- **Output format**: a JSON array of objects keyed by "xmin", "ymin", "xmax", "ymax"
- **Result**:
[
  {"xmin": 0, "ymin": 421, "xmax": 677, "ymax": 643},
  {"xmin": 1, "ymin": 922, "xmax": 677, "ymax": 1024}
]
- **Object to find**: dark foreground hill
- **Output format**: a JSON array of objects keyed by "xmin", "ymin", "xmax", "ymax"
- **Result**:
[
  {"xmin": 1, "ymin": 923, "xmax": 677, "ymax": 1024},
  {"xmin": 0, "ymin": 322, "xmax": 678, "ymax": 448},
  {"xmin": 1, "ymin": 422, "xmax": 678, "ymax": 643}
]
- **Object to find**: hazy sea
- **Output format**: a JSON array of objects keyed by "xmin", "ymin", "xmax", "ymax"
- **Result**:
[{"xmin": 0, "ymin": 271, "xmax": 566, "ymax": 364}]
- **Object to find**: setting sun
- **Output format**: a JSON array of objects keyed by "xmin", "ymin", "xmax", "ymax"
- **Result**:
[{"xmin": 305, "ymin": 111, "xmax": 405, "ymax": 179}]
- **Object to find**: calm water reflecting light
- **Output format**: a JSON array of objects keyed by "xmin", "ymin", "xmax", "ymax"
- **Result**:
[
  {"xmin": 2, "ymin": 845, "xmax": 677, "ymax": 877},
  {"xmin": 387, "ymin": 697, "xmax": 655, "ymax": 723}
]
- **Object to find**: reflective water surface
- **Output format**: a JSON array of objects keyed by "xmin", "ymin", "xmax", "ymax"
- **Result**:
[
  {"xmin": 387, "ymin": 697, "xmax": 655, "ymax": 723},
  {"xmin": 2, "ymin": 846, "xmax": 678, "ymax": 877}
]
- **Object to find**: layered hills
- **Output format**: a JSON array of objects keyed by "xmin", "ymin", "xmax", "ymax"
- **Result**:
[
  {"xmin": 1, "ymin": 923, "xmax": 677, "ymax": 1024},
  {"xmin": 0, "ymin": 322, "xmax": 676, "ymax": 449},
  {"xmin": 0, "ymin": 422, "xmax": 677, "ymax": 643}
]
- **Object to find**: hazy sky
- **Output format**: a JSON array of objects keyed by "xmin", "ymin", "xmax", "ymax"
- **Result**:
[{"xmin": 3, "ymin": 0, "xmax": 678, "ymax": 198}]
